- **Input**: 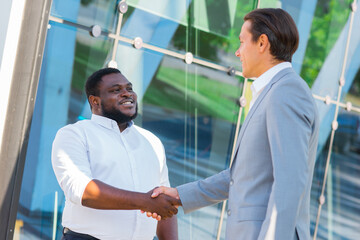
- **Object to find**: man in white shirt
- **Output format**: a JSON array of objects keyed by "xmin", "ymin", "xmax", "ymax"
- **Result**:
[
  {"xmin": 149, "ymin": 8, "xmax": 319, "ymax": 240},
  {"xmin": 52, "ymin": 68, "xmax": 179, "ymax": 240}
]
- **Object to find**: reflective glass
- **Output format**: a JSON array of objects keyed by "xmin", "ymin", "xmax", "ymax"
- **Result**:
[
  {"xmin": 311, "ymin": 110, "xmax": 360, "ymax": 240},
  {"xmin": 14, "ymin": 28, "xmax": 243, "ymax": 238},
  {"xmin": 120, "ymin": 3, "xmax": 189, "ymax": 54},
  {"xmin": 140, "ymin": 53, "xmax": 242, "ymax": 239},
  {"xmin": 121, "ymin": 0, "xmax": 254, "ymax": 69},
  {"xmin": 51, "ymin": 0, "xmax": 119, "ymax": 33},
  {"xmin": 12, "ymin": 0, "xmax": 360, "ymax": 239},
  {"xmin": 302, "ymin": 0, "xmax": 352, "ymax": 92},
  {"xmin": 309, "ymin": 5, "xmax": 360, "ymax": 237},
  {"xmin": 14, "ymin": 21, "xmax": 112, "ymax": 239},
  {"xmin": 342, "ymin": 67, "xmax": 360, "ymax": 110},
  {"xmin": 190, "ymin": 0, "xmax": 254, "ymax": 68}
]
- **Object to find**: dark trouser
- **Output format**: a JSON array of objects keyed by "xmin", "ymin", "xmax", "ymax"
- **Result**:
[{"xmin": 61, "ymin": 228, "xmax": 100, "ymax": 240}]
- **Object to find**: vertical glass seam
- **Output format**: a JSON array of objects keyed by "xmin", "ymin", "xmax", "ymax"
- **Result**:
[
  {"xmin": 110, "ymin": 2, "xmax": 125, "ymax": 62},
  {"xmin": 216, "ymin": 77, "xmax": 248, "ymax": 240}
]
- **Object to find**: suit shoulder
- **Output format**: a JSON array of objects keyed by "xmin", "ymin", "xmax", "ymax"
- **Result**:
[{"xmin": 270, "ymin": 71, "xmax": 313, "ymax": 100}]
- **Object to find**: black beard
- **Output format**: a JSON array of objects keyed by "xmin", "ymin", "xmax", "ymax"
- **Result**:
[{"xmin": 101, "ymin": 103, "xmax": 138, "ymax": 124}]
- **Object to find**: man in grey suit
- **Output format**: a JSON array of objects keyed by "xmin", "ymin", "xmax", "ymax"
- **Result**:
[{"xmin": 149, "ymin": 8, "xmax": 319, "ymax": 240}]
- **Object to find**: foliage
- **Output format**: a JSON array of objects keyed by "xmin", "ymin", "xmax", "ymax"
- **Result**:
[
  {"xmin": 71, "ymin": 40, "xmax": 111, "ymax": 92},
  {"xmin": 300, "ymin": 0, "xmax": 352, "ymax": 87},
  {"xmin": 171, "ymin": 0, "xmax": 254, "ymax": 63},
  {"xmin": 80, "ymin": 0, "xmax": 94, "ymax": 7},
  {"xmin": 143, "ymin": 66, "xmax": 242, "ymax": 123}
]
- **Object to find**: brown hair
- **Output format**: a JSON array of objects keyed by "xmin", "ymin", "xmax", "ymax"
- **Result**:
[{"xmin": 244, "ymin": 8, "xmax": 299, "ymax": 62}]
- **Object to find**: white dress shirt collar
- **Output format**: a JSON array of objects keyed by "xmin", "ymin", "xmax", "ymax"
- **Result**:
[
  {"xmin": 249, "ymin": 62, "xmax": 292, "ymax": 110},
  {"xmin": 91, "ymin": 114, "xmax": 133, "ymax": 130}
]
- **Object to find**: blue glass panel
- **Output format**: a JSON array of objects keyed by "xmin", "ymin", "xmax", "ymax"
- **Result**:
[
  {"xmin": 311, "ymin": 109, "xmax": 360, "ymax": 240},
  {"xmin": 15, "ymin": 21, "xmax": 112, "ymax": 239},
  {"xmin": 51, "ymin": 0, "xmax": 118, "ymax": 33}
]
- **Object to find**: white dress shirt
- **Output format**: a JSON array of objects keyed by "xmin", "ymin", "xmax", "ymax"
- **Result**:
[
  {"xmin": 249, "ymin": 62, "xmax": 292, "ymax": 110},
  {"xmin": 52, "ymin": 114, "xmax": 170, "ymax": 240}
]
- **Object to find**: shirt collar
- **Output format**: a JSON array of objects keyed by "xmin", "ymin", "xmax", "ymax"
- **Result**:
[
  {"xmin": 251, "ymin": 62, "xmax": 292, "ymax": 95},
  {"xmin": 91, "ymin": 114, "xmax": 133, "ymax": 130}
]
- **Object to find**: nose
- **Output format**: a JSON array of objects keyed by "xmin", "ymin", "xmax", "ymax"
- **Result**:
[
  {"xmin": 235, "ymin": 48, "xmax": 240, "ymax": 57},
  {"xmin": 120, "ymin": 89, "xmax": 131, "ymax": 97}
]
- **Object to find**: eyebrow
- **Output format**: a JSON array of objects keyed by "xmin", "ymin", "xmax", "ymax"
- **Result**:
[{"xmin": 109, "ymin": 83, "xmax": 132, "ymax": 88}]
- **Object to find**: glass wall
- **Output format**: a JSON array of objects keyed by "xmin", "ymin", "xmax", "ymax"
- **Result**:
[{"xmin": 13, "ymin": 0, "xmax": 360, "ymax": 239}]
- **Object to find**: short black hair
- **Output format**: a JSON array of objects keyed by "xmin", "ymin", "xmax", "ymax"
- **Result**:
[
  {"xmin": 244, "ymin": 8, "xmax": 299, "ymax": 62},
  {"xmin": 85, "ymin": 68, "xmax": 121, "ymax": 100}
]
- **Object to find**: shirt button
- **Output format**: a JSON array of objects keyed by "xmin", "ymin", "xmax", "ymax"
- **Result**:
[
  {"xmin": 230, "ymin": 179, "xmax": 234, "ymax": 186},
  {"xmin": 227, "ymin": 209, "xmax": 231, "ymax": 216}
]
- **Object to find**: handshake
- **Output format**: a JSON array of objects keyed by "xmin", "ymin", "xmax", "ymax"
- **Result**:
[{"xmin": 142, "ymin": 186, "xmax": 181, "ymax": 221}]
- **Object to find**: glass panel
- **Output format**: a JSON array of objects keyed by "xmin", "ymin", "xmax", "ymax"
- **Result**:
[
  {"xmin": 14, "ymin": 21, "xmax": 112, "ymax": 239},
  {"xmin": 311, "ymin": 109, "xmax": 360, "ymax": 239},
  {"xmin": 15, "ymin": 26, "xmax": 243, "ymax": 237},
  {"xmin": 15, "ymin": 0, "xmax": 360, "ymax": 239},
  {"xmin": 310, "ymin": 142, "xmax": 327, "ymax": 239},
  {"xmin": 121, "ymin": 0, "xmax": 254, "ymax": 68},
  {"xmin": 190, "ymin": 0, "xmax": 254, "ymax": 67},
  {"xmin": 311, "ymin": 14, "xmax": 360, "ymax": 239},
  {"xmin": 120, "ymin": 3, "xmax": 189, "ymax": 54},
  {"xmin": 342, "ymin": 62, "xmax": 360, "ymax": 110},
  {"xmin": 140, "ymin": 52, "xmax": 242, "ymax": 239},
  {"xmin": 51, "ymin": 0, "xmax": 119, "ymax": 33},
  {"xmin": 302, "ymin": 0, "xmax": 353, "ymax": 91},
  {"xmin": 126, "ymin": 0, "xmax": 191, "ymax": 24}
]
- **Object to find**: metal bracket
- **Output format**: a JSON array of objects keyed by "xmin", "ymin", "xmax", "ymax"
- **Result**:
[
  {"xmin": 118, "ymin": 1, "xmax": 128, "ymax": 14},
  {"xmin": 184, "ymin": 52, "xmax": 193, "ymax": 64},
  {"xmin": 228, "ymin": 67, "xmax": 236, "ymax": 76},
  {"xmin": 133, "ymin": 37, "xmax": 143, "ymax": 49},
  {"xmin": 90, "ymin": 25, "xmax": 101, "ymax": 38}
]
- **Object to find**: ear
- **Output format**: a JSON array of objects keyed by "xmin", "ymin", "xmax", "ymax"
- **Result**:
[
  {"xmin": 258, "ymin": 34, "xmax": 269, "ymax": 53},
  {"xmin": 89, "ymin": 95, "xmax": 101, "ymax": 109}
]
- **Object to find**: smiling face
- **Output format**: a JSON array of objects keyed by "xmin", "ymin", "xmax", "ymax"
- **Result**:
[
  {"xmin": 96, "ymin": 73, "xmax": 138, "ymax": 125},
  {"xmin": 235, "ymin": 20, "xmax": 262, "ymax": 78}
]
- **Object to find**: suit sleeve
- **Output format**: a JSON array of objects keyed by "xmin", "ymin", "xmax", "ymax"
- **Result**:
[
  {"xmin": 177, "ymin": 168, "xmax": 230, "ymax": 213},
  {"xmin": 258, "ymin": 83, "xmax": 315, "ymax": 239}
]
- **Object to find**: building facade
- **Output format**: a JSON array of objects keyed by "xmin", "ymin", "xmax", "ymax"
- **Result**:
[{"xmin": 0, "ymin": 0, "xmax": 359, "ymax": 239}]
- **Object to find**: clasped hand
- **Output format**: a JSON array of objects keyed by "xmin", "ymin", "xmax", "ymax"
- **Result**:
[{"xmin": 142, "ymin": 186, "xmax": 181, "ymax": 221}]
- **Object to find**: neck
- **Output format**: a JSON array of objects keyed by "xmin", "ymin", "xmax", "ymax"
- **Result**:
[
  {"xmin": 118, "ymin": 122, "xmax": 128, "ymax": 132},
  {"xmin": 257, "ymin": 59, "xmax": 284, "ymax": 77}
]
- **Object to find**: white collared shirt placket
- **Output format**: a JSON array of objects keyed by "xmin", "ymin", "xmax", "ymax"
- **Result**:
[{"xmin": 118, "ymin": 128, "xmax": 142, "ymax": 239}]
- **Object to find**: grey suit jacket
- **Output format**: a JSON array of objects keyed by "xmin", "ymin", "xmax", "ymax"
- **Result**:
[{"xmin": 177, "ymin": 68, "xmax": 319, "ymax": 240}]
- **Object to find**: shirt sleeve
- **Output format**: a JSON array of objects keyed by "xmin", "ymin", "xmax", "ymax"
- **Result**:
[{"xmin": 51, "ymin": 125, "xmax": 92, "ymax": 205}]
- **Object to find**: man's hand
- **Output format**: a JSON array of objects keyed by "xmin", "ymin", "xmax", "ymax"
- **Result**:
[
  {"xmin": 142, "ymin": 186, "xmax": 182, "ymax": 220},
  {"xmin": 152, "ymin": 186, "xmax": 180, "ymax": 200},
  {"xmin": 140, "ymin": 188, "xmax": 180, "ymax": 220}
]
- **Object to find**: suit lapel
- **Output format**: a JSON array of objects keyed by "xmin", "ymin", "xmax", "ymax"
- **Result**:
[{"xmin": 231, "ymin": 68, "xmax": 294, "ymax": 166}]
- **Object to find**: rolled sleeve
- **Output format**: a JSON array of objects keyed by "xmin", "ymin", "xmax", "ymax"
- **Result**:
[{"xmin": 52, "ymin": 126, "xmax": 92, "ymax": 205}]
